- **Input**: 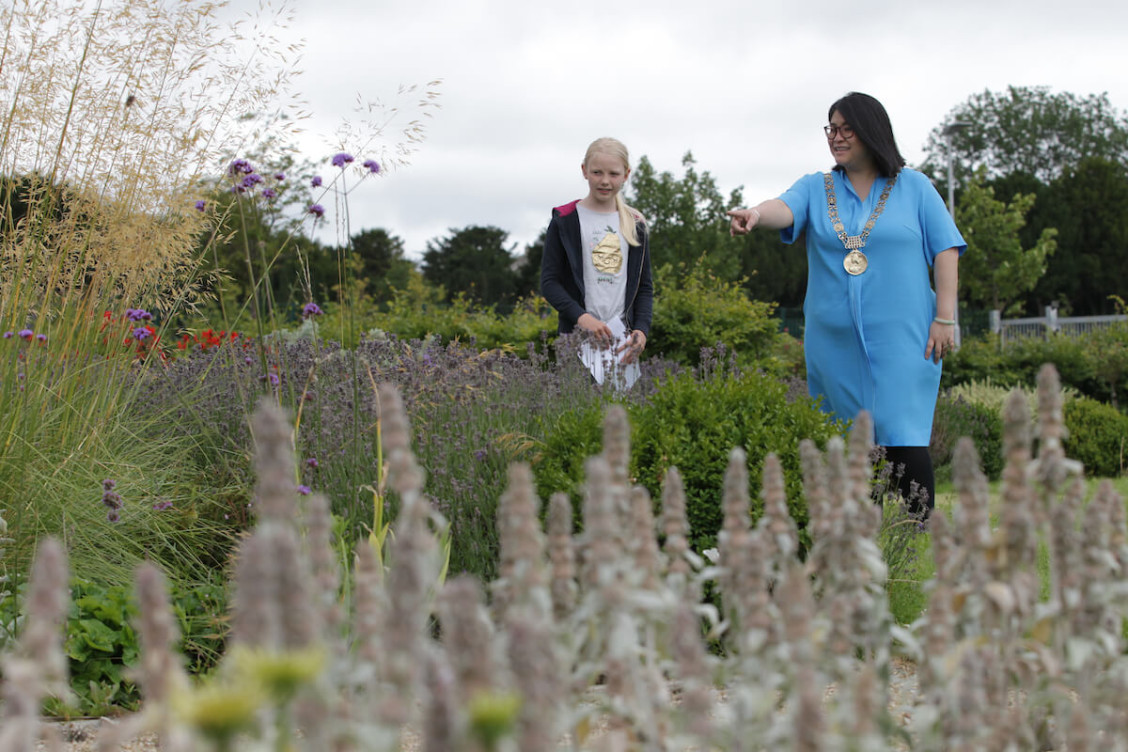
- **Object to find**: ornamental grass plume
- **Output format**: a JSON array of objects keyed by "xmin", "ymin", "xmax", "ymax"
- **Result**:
[{"xmin": 546, "ymin": 492, "xmax": 578, "ymax": 621}]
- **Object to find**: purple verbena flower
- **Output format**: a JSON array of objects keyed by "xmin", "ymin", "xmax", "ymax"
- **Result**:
[
  {"xmin": 152, "ymin": 500, "xmax": 174, "ymax": 511},
  {"xmin": 274, "ymin": 172, "xmax": 286, "ymax": 181},
  {"xmin": 308, "ymin": 203, "xmax": 325, "ymax": 218},
  {"xmin": 126, "ymin": 308, "xmax": 152, "ymax": 321},
  {"xmin": 362, "ymin": 159, "xmax": 380, "ymax": 174},
  {"xmin": 195, "ymin": 199, "xmax": 206, "ymax": 212},
  {"xmin": 331, "ymin": 152, "xmax": 354, "ymax": 168},
  {"xmin": 310, "ymin": 175, "xmax": 323, "ymax": 188},
  {"xmin": 302, "ymin": 302, "xmax": 323, "ymax": 319},
  {"xmin": 261, "ymin": 188, "xmax": 277, "ymax": 200},
  {"xmin": 306, "ymin": 458, "xmax": 319, "ymax": 469},
  {"xmin": 3, "ymin": 332, "xmax": 12, "ymax": 339},
  {"xmin": 36, "ymin": 333, "xmax": 47, "ymax": 343},
  {"xmin": 297, "ymin": 485, "xmax": 311, "ymax": 496},
  {"xmin": 242, "ymin": 173, "xmax": 264, "ymax": 188},
  {"xmin": 132, "ymin": 327, "xmax": 151, "ymax": 341},
  {"xmin": 18, "ymin": 329, "xmax": 33, "ymax": 341},
  {"xmin": 229, "ymin": 158, "xmax": 253, "ymax": 175}
]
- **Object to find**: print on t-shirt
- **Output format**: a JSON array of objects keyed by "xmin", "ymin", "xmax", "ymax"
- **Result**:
[{"xmin": 592, "ymin": 229, "xmax": 622, "ymax": 276}]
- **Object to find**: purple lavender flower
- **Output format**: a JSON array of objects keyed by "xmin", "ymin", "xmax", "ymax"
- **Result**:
[
  {"xmin": 308, "ymin": 204, "xmax": 325, "ymax": 218},
  {"xmin": 302, "ymin": 302, "xmax": 323, "ymax": 319},
  {"xmin": 306, "ymin": 458, "xmax": 319, "ymax": 469},
  {"xmin": 195, "ymin": 200, "xmax": 206, "ymax": 212},
  {"xmin": 107, "ymin": 509, "xmax": 121, "ymax": 523},
  {"xmin": 474, "ymin": 449, "xmax": 487, "ymax": 462},
  {"xmin": 310, "ymin": 175, "xmax": 323, "ymax": 188},
  {"xmin": 261, "ymin": 188, "xmax": 277, "ymax": 200},
  {"xmin": 362, "ymin": 159, "xmax": 380, "ymax": 174},
  {"xmin": 297, "ymin": 485, "xmax": 311, "ymax": 496},
  {"xmin": 18, "ymin": 329, "xmax": 33, "ymax": 341},
  {"xmin": 152, "ymin": 500, "xmax": 174, "ymax": 511},
  {"xmin": 331, "ymin": 152, "xmax": 354, "ymax": 168}
]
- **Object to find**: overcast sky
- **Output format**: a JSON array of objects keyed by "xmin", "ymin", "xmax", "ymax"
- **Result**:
[{"xmin": 224, "ymin": 0, "xmax": 1128, "ymax": 261}]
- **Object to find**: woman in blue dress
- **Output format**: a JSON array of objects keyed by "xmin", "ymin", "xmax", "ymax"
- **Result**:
[{"xmin": 728, "ymin": 92, "xmax": 965, "ymax": 516}]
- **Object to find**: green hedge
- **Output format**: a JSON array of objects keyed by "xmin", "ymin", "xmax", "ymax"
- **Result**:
[{"xmin": 534, "ymin": 366, "xmax": 845, "ymax": 555}]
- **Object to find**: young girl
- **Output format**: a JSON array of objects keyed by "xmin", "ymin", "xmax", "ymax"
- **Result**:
[{"xmin": 540, "ymin": 137, "xmax": 654, "ymax": 384}]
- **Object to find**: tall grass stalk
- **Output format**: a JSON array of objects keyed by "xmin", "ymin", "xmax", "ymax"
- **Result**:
[{"xmin": 0, "ymin": 0, "xmax": 305, "ymax": 588}]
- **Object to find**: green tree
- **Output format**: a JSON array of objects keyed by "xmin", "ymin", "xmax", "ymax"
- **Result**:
[
  {"xmin": 421, "ymin": 225, "xmax": 520, "ymax": 309},
  {"xmin": 922, "ymin": 86, "xmax": 1128, "ymax": 185},
  {"xmin": 513, "ymin": 228, "xmax": 546, "ymax": 300},
  {"xmin": 626, "ymin": 152, "xmax": 746, "ymax": 277},
  {"xmin": 350, "ymin": 227, "xmax": 415, "ymax": 304},
  {"xmin": 957, "ymin": 169, "xmax": 1057, "ymax": 314},
  {"xmin": 1027, "ymin": 157, "xmax": 1128, "ymax": 315},
  {"xmin": 626, "ymin": 152, "xmax": 803, "ymax": 307}
]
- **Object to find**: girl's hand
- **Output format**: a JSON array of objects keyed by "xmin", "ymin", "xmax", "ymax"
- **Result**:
[
  {"xmin": 577, "ymin": 313, "xmax": 613, "ymax": 346},
  {"xmin": 616, "ymin": 330, "xmax": 646, "ymax": 364}
]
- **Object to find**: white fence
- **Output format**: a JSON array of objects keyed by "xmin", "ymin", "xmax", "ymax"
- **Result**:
[{"xmin": 990, "ymin": 306, "xmax": 1128, "ymax": 344}]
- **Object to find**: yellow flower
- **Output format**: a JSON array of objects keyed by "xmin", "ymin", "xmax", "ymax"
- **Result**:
[
  {"xmin": 232, "ymin": 645, "xmax": 326, "ymax": 704},
  {"xmin": 173, "ymin": 679, "xmax": 264, "ymax": 744},
  {"xmin": 467, "ymin": 691, "xmax": 522, "ymax": 748}
]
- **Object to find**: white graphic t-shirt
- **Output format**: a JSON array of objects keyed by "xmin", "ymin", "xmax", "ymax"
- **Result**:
[{"xmin": 577, "ymin": 204, "xmax": 628, "ymax": 326}]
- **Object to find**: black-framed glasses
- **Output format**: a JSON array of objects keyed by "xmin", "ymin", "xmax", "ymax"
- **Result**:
[{"xmin": 824, "ymin": 123, "xmax": 855, "ymax": 140}]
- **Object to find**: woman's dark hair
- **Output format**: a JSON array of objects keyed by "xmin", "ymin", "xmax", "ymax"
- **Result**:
[{"xmin": 828, "ymin": 92, "xmax": 906, "ymax": 177}]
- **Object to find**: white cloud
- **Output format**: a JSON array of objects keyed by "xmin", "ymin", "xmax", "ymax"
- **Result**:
[{"xmin": 224, "ymin": 0, "xmax": 1128, "ymax": 260}]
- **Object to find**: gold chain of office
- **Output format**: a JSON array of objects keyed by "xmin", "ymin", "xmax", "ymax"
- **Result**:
[{"xmin": 823, "ymin": 171, "xmax": 898, "ymax": 276}]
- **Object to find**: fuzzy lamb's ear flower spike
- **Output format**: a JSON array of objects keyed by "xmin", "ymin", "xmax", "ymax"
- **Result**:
[{"xmin": 251, "ymin": 397, "xmax": 299, "ymax": 525}]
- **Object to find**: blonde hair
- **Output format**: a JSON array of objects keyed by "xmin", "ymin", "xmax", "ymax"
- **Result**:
[{"xmin": 584, "ymin": 137, "xmax": 644, "ymax": 246}]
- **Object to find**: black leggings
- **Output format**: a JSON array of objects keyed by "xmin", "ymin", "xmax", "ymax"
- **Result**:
[{"xmin": 882, "ymin": 445, "xmax": 934, "ymax": 518}]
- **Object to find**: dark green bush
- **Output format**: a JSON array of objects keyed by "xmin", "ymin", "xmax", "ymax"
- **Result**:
[
  {"xmin": 1064, "ymin": 397, "xmax": 1128, "ymax": 477},
  {"xmin": 649, "ymin": 261, "xmax": 780, "ymax": 368},
  {"xmin": 931, "ymin": 394, "xmax": 1004, "ymax": 481},
  {"xmin": 534, "ymin": 361, "xmax": 845, "ymax": 555}
]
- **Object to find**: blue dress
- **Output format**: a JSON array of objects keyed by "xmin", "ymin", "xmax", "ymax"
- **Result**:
[{"xmin": 778, "ymin": 168, "xmax": 966, "ymax": 446}]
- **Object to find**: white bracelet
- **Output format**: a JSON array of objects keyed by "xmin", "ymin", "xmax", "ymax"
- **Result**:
[{"xmin": 934, "ymin": 317, "xmax": 956, "ymax": 325}]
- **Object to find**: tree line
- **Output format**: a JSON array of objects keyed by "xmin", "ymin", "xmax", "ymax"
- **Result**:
[{"xmin": 4, "ymin": 86, "xmax": 1125, "ymax": 321}]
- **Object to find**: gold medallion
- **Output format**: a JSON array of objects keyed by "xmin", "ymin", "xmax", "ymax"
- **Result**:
[{"xmin": 843, "ymin": 249, "xmax": 868, "ymax": 275}]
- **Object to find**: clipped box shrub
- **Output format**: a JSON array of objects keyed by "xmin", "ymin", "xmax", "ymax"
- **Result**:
[
  {"xmin": 534, "ymin": 362, "xmax": 844, "ymax": 555},
  {"xmin": 1064, "ymin": 396, "xmax": 1128, "ymax": 477},
  {"xmin": 931, "ymin": 393, "xmax": 1004, "ymax": 481}
]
